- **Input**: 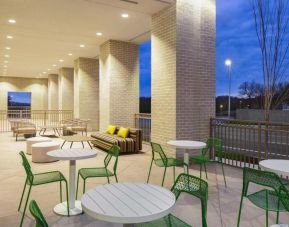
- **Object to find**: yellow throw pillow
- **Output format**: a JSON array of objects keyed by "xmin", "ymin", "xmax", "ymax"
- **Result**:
[
  {"xmin": 106, "ymin": 125, "xmax": 116, "ymax": 135},
  {"xmin": 117, "ymin": 127, "xmax": 129, "ymax": 138}
]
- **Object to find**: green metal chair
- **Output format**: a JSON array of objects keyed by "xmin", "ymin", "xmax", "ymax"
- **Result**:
[
  {"xmin": 147, "ymin": 142, "xmax": 189, "ymax": 186},
  {"xmin": 18, "ymin": 151, "xmax": 69, "ymax": 227},
  {"xmin": 137, "ymin": 173, "xmax": 208, "ymax": 227},
  {"xmin": 76, "ymin": 145, "xmax": 120, "ymax": 198},
  {"xmin": 189, "ymin": 137, "xmax": 227, "ymax": 187},
  {"xmin": 29, "ymin": 200, "xmax": 48, "ymax": 227},
  {"xmin": 237, "ymin": 167, "xmax": 289, "ymax": 227}
]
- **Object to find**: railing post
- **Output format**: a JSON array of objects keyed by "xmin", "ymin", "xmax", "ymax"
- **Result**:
[
  {"xmin": 44, "ymin": 111, "xmax": 47, "ymax": 126},
  {"xmin": 257, "ymin": 123, "xmax": 261, "ymax": 165}
]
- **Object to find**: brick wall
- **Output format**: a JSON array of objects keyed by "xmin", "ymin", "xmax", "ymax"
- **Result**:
[
  {"xmin": 48, "ymin": 74, "xmax": 59, "ymax": 110},
  {"xmin": 58, "ymin": 67, "xmax": 74, "ymax": 111},
  {"xmin": 99, "ymin": 40, "xmax": 139, "ymax": 131},
  {"xmin": 74, "ymin": 57, "xmax": 99, "ymax": 131},
  {"xmin": 151, "ymin": 0, "xmax": 216, "ymax": 155}
]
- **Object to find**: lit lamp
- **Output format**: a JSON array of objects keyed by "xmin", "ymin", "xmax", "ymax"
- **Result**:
[
  {"xmin": 220, "ymin": 104, "xmax": 223, "ymax": 115},
  {"xmin": 225, "ymin": 59, "xmax": 232, "ymax": 118}
]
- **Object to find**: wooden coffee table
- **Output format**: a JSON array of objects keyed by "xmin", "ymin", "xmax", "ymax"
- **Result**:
[{"xmin": 60, "ymin": 135, "xmax": 96, "ymax": 149}]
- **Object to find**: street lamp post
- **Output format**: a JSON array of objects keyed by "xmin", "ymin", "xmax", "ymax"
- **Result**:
[{"xmin": 225, "ymin": 59, "xmax": 232, "ymax": 118}]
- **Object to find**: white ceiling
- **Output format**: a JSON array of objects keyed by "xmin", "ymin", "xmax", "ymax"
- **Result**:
[{"xmin": 0, "ymin": 0, "xmax": 174, "ymax": 78}]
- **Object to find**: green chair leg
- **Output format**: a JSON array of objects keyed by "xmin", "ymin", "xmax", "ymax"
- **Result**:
[
  {"xmin": 266, "ymin": 191, "xmax": 269, "ymax": 227},
  {"xmin": 220, "ymin": 161, "xmax": 227, "ymax": 187},
  {"xmin": 173, "ymin": 166, "xmax": 176, "ymax": 182},
  {"xmin": 161, "ymin": 167, "xmax": 167, "ymax": 186},
  {"xmin": 18, "ymin": 179, "xmax": 27, "ymax": 212},
  {"xmin": 107, "ymin": 176, "xmax": 110, "ymax": 184},
  {"xmin": 76, "ymin": 173, "xmax": 80, "ymax": 199},
  {"xmin": 200, "ymin": 164, "xmax": 203, "ymax": 179},
  {"xmin": 204, "ymin": 163, "xmax": 208, "ymax": 179},
  {"xmin": 60, "ymin": 181, "xmax": 63, "ymax": 202},
  {"xmin": 83, "ymin": 179, "xmax": 86, "ymax": 194},
  {"xmin": 147, "ymin": 159, "xmax": 153, "ymax": 183},
  {"xmin": 237, "ymin": 195, "xmax": 244, "ymax": 227},
  {"xmin": 65, "ymin": 180, "xmax": 70, "ymax": 217},
  {"xmin": 20, "ymin": 185, "xmax": 32, "ymax": 227},
  {"xmin": 115, "ymin": 175, "xmax": 118, "ymax": 183}
]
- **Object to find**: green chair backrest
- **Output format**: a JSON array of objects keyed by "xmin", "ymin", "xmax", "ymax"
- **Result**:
[
  {"xmin": 19, "ymin": 151, "xmax": 34, "ymax": 184},
  {"xmin": 242, "ymin": 167, "xmax": 289, "ymax": 211},
  {"xmin": 150, "ymin": 142, "xmax": 168, "ymax": 166},
  {"xmin": 201, "ymin": 137, "xmax": 222, "ymax": 156},
  {"xmin": 104, "ymin": 145, "xmax": 120, "ymax": 173},
  {"xmin": 171, "ymin": 173, "xmax": 208, "ymax": 227},
  {"xmin": 29, "ymin": 200, "xmax": 48, "ymax": 227}
]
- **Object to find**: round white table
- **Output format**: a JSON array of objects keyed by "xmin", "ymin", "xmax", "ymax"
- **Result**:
[
  {"xmin": 81, "ymin": 183, "xmax": 176, "ymax": 226},
  {"xmin": 259, "ymin": 159, "xmax": 289, "ymax": 178},
  {"xmin": 167, "ymin": 140, "xmax": 207, "ymax": 172},
  {"xmin": 47, "ymin": 148, "xmax": 97, "ymax": 216}
]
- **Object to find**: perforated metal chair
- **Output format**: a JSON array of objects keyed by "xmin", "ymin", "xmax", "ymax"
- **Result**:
[
  {"xmin": 76, "ymin": 145, "xmax": 120, "ymax": 198},
  {"xmin": 147, "ymin": 142, "xmax": 188, "ymax": 186},
  {"xmin": 29, "ymin": 200, "xmax": 48, "ymax": 227},
  {"xmin": 137, "ymin": 173, "xmax": 208, "ymax": 227},
  {"xmin": 237, "ymin": 167, "xmax": 289, "ymax": 227},
  {"xmin": 18, "ymin": 151, "xmax": 69, "ymax": 227}
]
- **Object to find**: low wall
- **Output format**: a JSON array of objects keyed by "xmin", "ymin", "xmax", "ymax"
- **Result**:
[{"xmin": 236, "ymin": 109, "xmax": 289, "ymax": 123}]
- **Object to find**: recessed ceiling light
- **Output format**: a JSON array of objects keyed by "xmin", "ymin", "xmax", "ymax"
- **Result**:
[
  {"xmin": 6, "ymin": 35, "xmax": 13, "ymax": 39},
  {"xmin": 80, "ymin": 44, "xmax": 85, "ymax": 48},
  {"xmin": 42, "ymin": 72, "xmax": 47, "ymax": 74},
  {"xmin": 47, "ymin": 68, "xmax": 51, "ymax": 71},
  {"xmin": 5, "ymin": 47, "xmax": 11, "ymax": 50},
  {"xmin": 52, "ymin": 64, "xmax": 57, "ymax": 67},
  {"xmin": 96, "ymin": 32, "xmax": 103, "ymax": 36},
  {"xmin": 59, "ymin": 59, "xmax": 64, "ymax": 62},
  {"xmin": 68, "ymin": 53, "xmax": 73, "ymax": 56},
  {"xmin": 8, "ymin": 19, "xmax": 16, "ymax": 24},
  {"xmin": 121, "ymin": 13, "xmax": 129, "ymax": 18},
  {"xmin": 4, "ymin": 55, "xmax": 9, "ymax": 58}
]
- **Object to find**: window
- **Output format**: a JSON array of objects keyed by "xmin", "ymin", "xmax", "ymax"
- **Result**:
[{"xmin": 7, "ymin": 92, "xmax": 31, "ymax": 111}]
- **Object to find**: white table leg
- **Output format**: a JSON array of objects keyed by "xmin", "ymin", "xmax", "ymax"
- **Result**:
[
  {"xmin": 184, "ymin": 149, "xmax": 189, "ymax": 173},
  {"xmin": 53, "ymin": 160, "xmax": 82, "ymax": 216}
]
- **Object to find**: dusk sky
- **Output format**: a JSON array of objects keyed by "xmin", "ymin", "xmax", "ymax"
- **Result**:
[
  {"xmin": 139, "ymin": 0, "xmax": 262, "ymax": 97},
  {"xmin": 8, "ymin": 92, "xmax": 31, "ymax": 105}
]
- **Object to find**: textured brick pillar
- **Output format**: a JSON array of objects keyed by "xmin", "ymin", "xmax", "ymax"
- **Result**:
[
  {"xmin": 99, "ymin": 40, "xmax": 139, "ymax": 131},
  {"xmin": 74, "ymin": 57, "xmax": 99, "ymax": 131},
  {"xmin": 58, "ymin": 67, "xmax": 74, "ymax": 110},
  {"xmin": 48, "ymin": 74, "xmax": 59, "ymax": 110},
  {"xmin": 151, "ymin": 0, "xmax": 216, "ymax": 154}
]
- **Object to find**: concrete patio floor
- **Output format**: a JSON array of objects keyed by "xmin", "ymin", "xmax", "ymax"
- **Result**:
[{"xmin": 0, "ymin": 132, "xmax": 288, "ymax": 227}]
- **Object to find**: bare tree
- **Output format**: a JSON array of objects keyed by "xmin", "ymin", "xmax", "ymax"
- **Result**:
[
  {"xmin": 239, "ymin": 80, "xmax": 263, "ymax": 98},
  {"xmin": 251, "ymin": 0, "xmax": 289, "ymax": 121}
]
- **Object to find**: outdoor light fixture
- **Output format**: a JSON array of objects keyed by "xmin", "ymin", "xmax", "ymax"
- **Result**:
[
  {"xmin": 80, "ymin": 44, "xmax": 85, "ymax": 48},
  {"xmin": 59, "ymin": 59, "xmax": 64, "ymax": 62},
  {"xmin": 96, "ymin": 32, "xmax": 102, "ymax": 36},
  {"xmin": 6, "ymin": 35, "xmax": 13, "ymax": 39},
  {"xmin": 121, "ymin": 13, "xmax": 129, "ymax": 18},
  {"xmin": 225, "ymin": 59, "xmax": 232, "ymax": 119},
  {"xmin": 225, "ymin": 59, "xmax": 232, "ymax": 66},
  {"xmin": 5, "ymin": 47, "xmax": 11, "ymax": 50},
  {"xmin": 68, "ymin": 53, "xmax": 73, "ymax": 56},
  {"xmin": 8, "ymin": 19, "xmax": 16, "ymax": 24}
]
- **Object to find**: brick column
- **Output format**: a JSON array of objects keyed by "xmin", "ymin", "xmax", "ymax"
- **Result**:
[
  {"xmin": 74, "ymin": 57, "xmax": 99, "ymax": 131},
  {"xmin": 58, "ymin": 67, "xmax": 74, "ymax": 111},
  {"xmin": 48, "ymin": 74, "xmax": 59, "ymax": 110},
  {"xmin": 151, "ymin": 0, "xmax": 216, "ymax": 154},
  {"xmin": 99, "ymin": 40, "xmax": 139, "ymax": 131}
]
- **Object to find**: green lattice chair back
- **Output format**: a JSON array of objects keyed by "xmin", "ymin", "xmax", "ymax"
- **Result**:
[
  {"xmin": 29, "ymin": 200, "xmax": 48, "ymax": 227},
  {"xmin": 104, "ymin": 145, "xmax": 120, "ymax": 174},
  {"xmin": 171, "ymin": 173, "xmax": 208, "ymax": 227},
  {"xmin": 201, "ymin": 137, "xmax": 222, "ymax": 156},
  {"xmin": 150, "ymin": 142, "xmax": 168, "ymax": 166},
  {"xmin": 242, "ymin": 167, "xmax": 289, "ymax": 211},
  {"xmin": 19, "ymin": 151, "xmax": 34, "ymax": 184}
]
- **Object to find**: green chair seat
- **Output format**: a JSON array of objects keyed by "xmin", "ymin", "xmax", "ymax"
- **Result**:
[
  {"xmin": 155, "ymin": 158, "xmax": 187, "ymax": 168},
  {"xmin": 79, "ymin": 167, "xmax": 114, "ymax": 179},
  {"xmin": 136, "ymin": 214, "xmax": 191, "ymax": 227},
  {"xmin": 31, "ymin": 171, "xmax": 66, "ymax": 185},
  {"xmin": 190, "ymin": 155, "xmax": 211, "ymax": 163},
  {"xmin": 247, "ymin": 189, "xmax": 288, "ymax": 212}
]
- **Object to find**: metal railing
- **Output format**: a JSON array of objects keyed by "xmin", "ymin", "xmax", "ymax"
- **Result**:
[
  {"xmin": 210, "ymin": 118, "xmax": 289, "ymax": 168},
  {"xmin": 0, "ymin": 110, "xmax": 73, "ymax": 132},
  {"xmin": 135, "ymin": 113, "xmax": 151, "ymax": 142}
]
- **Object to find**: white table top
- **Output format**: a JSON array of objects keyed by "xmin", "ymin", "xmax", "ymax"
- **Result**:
[
  {"xmin": 81, "ymin": 183, "xmax": 176, "ymax": 224},
  {"xmin": 167, "ymin": 140, "xmax": 206, "ymax": 149},
  {"xmin": 259, "ymin": 159, "xmax": 289, "ymax": 176},
  {"xmin": 47, "ymin": 149, "xmax": 97, "ymax": 160},
  {"xmin": 27, "ymin": 137, "xmax": 51, "ymax": 142}
]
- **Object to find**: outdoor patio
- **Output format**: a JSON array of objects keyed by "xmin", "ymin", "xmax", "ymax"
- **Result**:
[{"xmin": 0, "ymin": 132, "xmax": 288, "ymax": 227}]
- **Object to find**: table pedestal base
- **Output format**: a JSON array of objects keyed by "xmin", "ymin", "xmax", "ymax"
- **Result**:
[{"xmin": 53, "ymin": 201, "xmax": 82, "ymax": 216}]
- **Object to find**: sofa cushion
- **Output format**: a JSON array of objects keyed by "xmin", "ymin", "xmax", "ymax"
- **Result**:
[
  {"xmin": 117, "ymin": 127, "xmax": 129, "ymax": 138},
  {"xmin": 106, "ymin": 125, "xmax": 116, "ymax": 135}
]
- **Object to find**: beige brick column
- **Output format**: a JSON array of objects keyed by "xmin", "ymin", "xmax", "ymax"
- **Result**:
[
  {"xmin": 151, "ymin": 0, "xmax": 216, "ymax": 154},
  {"xmin": 58, "ymin": 67, "xmax": 74, "ymax": 111},
  {"xmin": 99, "ymin": 40, "xmax": 139, "ymax": 131},
  {"xmin": 48, "ymin": 74, "xmax": 59, "ymax": 110},
  {"xmin": 74, "ymin": 57, "xmax": 99, "ymax": 131}
]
